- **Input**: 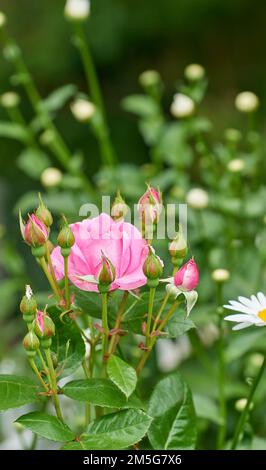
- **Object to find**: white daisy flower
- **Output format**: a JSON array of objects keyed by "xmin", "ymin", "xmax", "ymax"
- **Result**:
[{"xmin": 224, "ymin": 292, "xmax": 266, "ymax": 330}]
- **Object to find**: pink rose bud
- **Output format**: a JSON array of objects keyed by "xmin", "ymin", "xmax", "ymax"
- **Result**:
[
  {"xmin": 174, "ymin": 258, "xmax": 199, "ymax": 291},
  {"xmin": 98, "ymin": 253, "xmax": 116, "ymax": 292},
  {"xmin": 169, "ymin": 229, "xmax": 188, "ymax": 264},
  {"xmin": 138, "ymin": 186, "xmax": 162, "ymax": 227},
  {"xmin": 23, "ymin": 331, "xmax": 40, "ymax": 357},
  {"xmin": 143, "ymin": 246, "xmax": 164, "ymax": 287},
  {"xmin": 111, "ymin": 191, "xmax": 128, "ymax": 221},
  {"xmin": 33, "ymin": 310, "xmax": 55, "ymax": 340},
  {"xmin": 23, "ymin": 214, "xmax": 48, "ymax": 248},
  {"xmin": 35, "ymin": 194, "xmax": 53, "ymax": 227},
  {"xmin": 20, "ymin": 285, "xmax": 37, "ymax": 319},
  {"xmin": 57, "ymin": 219, "xmax": 75, "ymax": 257}
]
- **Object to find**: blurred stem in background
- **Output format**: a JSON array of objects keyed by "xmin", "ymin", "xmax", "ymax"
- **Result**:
[
  {"xmin": 0, "ymin": 23, "xmax": 94, "ymax": 195},
  {"xmin": 72, "ymin": 23, "xmax": 117, "ymax": 166},
  {"xmin": 216, "ymin": 282, "xmax": 227, "ymax": 449},
  {"xmin": 231, "ymin": 356, "xmax": 266, "ymax": 449}
]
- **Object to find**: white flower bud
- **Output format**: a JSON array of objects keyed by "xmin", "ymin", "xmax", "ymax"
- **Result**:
[
  {"xmin": 139, "ymin": 70, "xmax": 160, "ymax": 87},
  {"xmin": 211, "ymin": 269, "xmax": 230, "ymax": 283},
  {"xmin": 70, "ymin": 98, "xmax": 96, "ymax": 122},
  {"xmin": 0, "ymin": 11, "xmax": 7, "ymax": 28},
  {"xmin": 186, "ymin": 188, "xmax": 209, "ymax": 209},
  {"xmin": 227, "ymin": 158, "xmax": 244, "ymax": 173},
  {"xmin": 170, "ymin": 93, "xmax": 195, "ymax": 118},
  {"xmin": 64, "ymin": 0, "xmax": 90, "ymax": 21},
  {"xmin": 235, "ymin": 91, "xmax": 259, "ymax": 113},
  {"xmin": 41, "ymin": 167, "xmax": 63, "ymax": 188},
  {"xmin": 235, "ymin": 398, "xmax": 248, "ymax": 412},
  {"xmin": 0, "ymin": 91, "xmax": 20, "ymax": 108},
  {"xmin": 184, "ymin": 63, "xmax": 205, "ymax": 81}
]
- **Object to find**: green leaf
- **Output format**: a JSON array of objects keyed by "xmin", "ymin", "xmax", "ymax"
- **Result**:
[
  {"xmin": 63, "ymin": 379, "xmax": 142, "ymax": 409},
  {"xmin": 122, "ymin": 94, "xmax": 160, "ymax": 117},
  {"xmin": 61, "ymin": 441, "xmax": 84, "ymax": 450},
  {"xmin": 16, "ymin": 412, "xmax": 75, "ymax": 442},
  {"xmin": 49, "ymin": 308, "xmax": 85, "ymax": 378},
  {"xmin": 80, "ymin": 409, "xmax": 152, "ymax": 450},
  {"xmin": 41, "ymin": 84, "xmax": 77, "ymax": 113},
  {"xmin": 147, "ymin": 372, "xmax": 197, "ymax": 449},
  {"xmin": 0, "ymin": 121, "xmax": 30, "ymax": 143},
  {"xmin": 17, "ymin": 148, "xmax": 51, "ymax": 179},
  {"xmin": 166, "ymin": 313, "xmax": 196, "ymax": 338},
  {"xmin": 0, "ymin": 375, "xmax": 38, "ymax": 411},
  {"xmin": 193, "ymin": 394, "xmax": 223, "ymax": 425},
  {"xmin": 107, "ymin": 356, "xmax": 137, "ymax": 398}
]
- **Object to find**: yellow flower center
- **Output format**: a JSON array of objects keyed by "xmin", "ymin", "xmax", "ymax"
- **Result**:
[{"xmin": 258, "ymin": 309, "xmax": 266, "ymax": 322}]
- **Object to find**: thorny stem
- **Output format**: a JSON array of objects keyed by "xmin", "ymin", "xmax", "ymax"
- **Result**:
[
  {"xmin": 28, "ymin": 357, "xmax": 49, "ymax": 391},
  {"xmin": 136, "ymin": 300, "xmax": 179, "ymax": 376},
  {"xmin": 44, "ymin": 348, "xmax": 64, "ymax": 422},
  {"xmin": 39, "ymin": 256, "xmax": 61, "ymax": 301},
  {"xmin": 108, "ymin": 291, "xmax": 129, "ymax": 356},
  {"xmin": 64, "ymin": 256, "xmax": 70, "ymax": 309},
  {"xmin": 231, "ymin": 356, "xmax": 266, "ymax": 450}
]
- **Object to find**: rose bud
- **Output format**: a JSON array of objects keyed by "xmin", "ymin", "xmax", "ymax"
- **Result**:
[
  {"xmin": 36, "ymin": 194, "xmax": 53, "ymax": 228},
  {"xmin": 23, "ymin": 331, "xmax": 40, "ymax": 357},
  {"xmin": 57, "ymin": 220, "xmax": 75, "ymax": 257},
  {"xmin": 138, "ymin": 186, "xmax": 162, "ymax": 228},
  {"xmin": 98, "ymin": 253, "xmax": 116, "ymax": 293},
  {"xmin": 33, "ymin": 310, "xmax": 55, "ymax": 349},
  {"xmin": 169, "ymin": 229, "xmax": 188, "ymax": 264},
  {"xmin": 174, "ymin": 258, "xmax": 199, "ymax": 292},
  {"xmin": 143, "ymin": 247, "xmax": 164, "ymax": 287},
  {"xmin": 111, "ymin": 191, "xmax": 128, "ymax": 221},
  {"xmin": 20, "ymin": 285, "xmax": 37, "ymax": 324}
]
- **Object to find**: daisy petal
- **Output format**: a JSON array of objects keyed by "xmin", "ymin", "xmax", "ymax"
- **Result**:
[
  {"xmin": 224, "ymin": 302, "xmax": 254, "ymax": 315},
  {"xmin": 232, "ymin": 322, "xmax": 253, "ymax": 331},
  {"xmin": 251, "ymin": 295, "xmax": 261, "ymax": 309},
  {"xmin": 257, "ymin": 292, "xmax": 266, "ymax": 308},
  {"xmin": 238, "ymin": 296, "xmax": 256, "ymax": 309},
  {"xmin": 224, "ymin": 314, "xmax": 257, "ymax": 323}
]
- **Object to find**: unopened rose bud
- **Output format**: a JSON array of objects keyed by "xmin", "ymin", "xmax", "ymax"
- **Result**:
[
  {"xmin": 70, "ymin": 98, "xmax": 96, "ymax": 122},
  {"xmin": 111, "ymin": 191, "xmax": 128, "ymax": 221},
  {"xmin": 235, "ymin": 91, "xmax": 259, "ymax": 113},
  {"xmin": 184, "ymin": 63, "xmax": 205, "ymax": 81},
  {"xmin": 98, "ymin": 253, "xmax": 116, "ymax": 292},
  {"xmin": 40, "ymin": 167, "xmax": 63, "ymax": 188},
  {"xmin": 170, "ymin": 93, "xmax": 195, "ymax": 118},
  {"xmin": 174, "ymin": 258, "xmax": 199, "ymax": 292},
  {"xmin": 33, "ymin": 310, "xmax": 55, "ymax": 349},
  {"xmin": 227, "ymin": 158, "xmax": 244, "ymax": 173},
  {"xmin": 36, "ymin": 194, "xmax": 53, "ymax": 228},
  {"xmin": 139, "ymin": 70, "xmax": 161, "ymax": 89},
  {"xmin": 169, "ymin": 229, "xmax": 188, "ymax": 263},
  {"xmin": 211, "ymin": 269, "xmax": 230, "ymax": 283},
  {"xmin": 58, "ymin": 220, "xmax": 75, "ymax": 257},
  {"xmin": 143, "ymin": 247, "xmax": 164, "ymax": 287},
  {"xmin": 0, "ymin": 91, "xmax": 20, "ymax": 108},
  {"xmin": 64, "ymin": 0, "xmax": 90, "ymax": 22},
  {"xmin": 20, "ymin": 285, "xmax": 37, "ymax": 323},
  {"xmin": 0, "ymin": 12, "xmax": 6, "ymax": 28},
  {"xmin": 186, "ymin": 188, "xmax": 209, "ymax": 210},
  {"xmin": 21, "ymin": 213, "xmax": 48, "ymax": 248},
  {"xmin": 138, "ymin": 186, "xmax": 162, "ymax": 232},
  {"xmin": 23, "ymin": 331, "xmax": 40, "ymax": 357}
]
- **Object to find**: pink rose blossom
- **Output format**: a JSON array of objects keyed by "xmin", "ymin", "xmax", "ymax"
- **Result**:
[
  {"xmin": 174, "ymin": 258, "xmax": 199, "ymax": 291},
  {"xmin": 51, "ymin": 213, "xmax": 148, "ymax": 292}
]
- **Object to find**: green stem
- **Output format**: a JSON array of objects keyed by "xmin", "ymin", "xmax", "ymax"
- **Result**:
[
  {"xmin": 101, "ymin": 293, "xmax": 109, "ymax": 360},
  {"xmin": 28, "ymin": 357, "xmax": 49, "ymax": 391},
  {"xmin": 146, "ymin": 287, "xmax": 156, "ymax": 345},
  {"xmin": 152, "ymin": 292, "xmax": 170, "ymax": 333},
  {"xmin": 73, "ymin": 24, "xmax": 116, "ymax": 166},
  {"xmin": 231, "ymin": 356, "xmax": 266, "ymax": 450},
  {"xmin": 39, "ymin": 256, "xmax": 61, "ymax": 301},
  {"xmin": 216, "ymin": 284, "xmax": 226, "ymax": 449},
  {"xmin": 64, "ymin": 256, "xmax": 70, "ymax": 309},
  {"xmin": 108, "ymin": 291, "xmax": 129, "ymax": 356},
  {"xmin": 44, "ymin": 348, "xmax": 64, "ymax": 422}
]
